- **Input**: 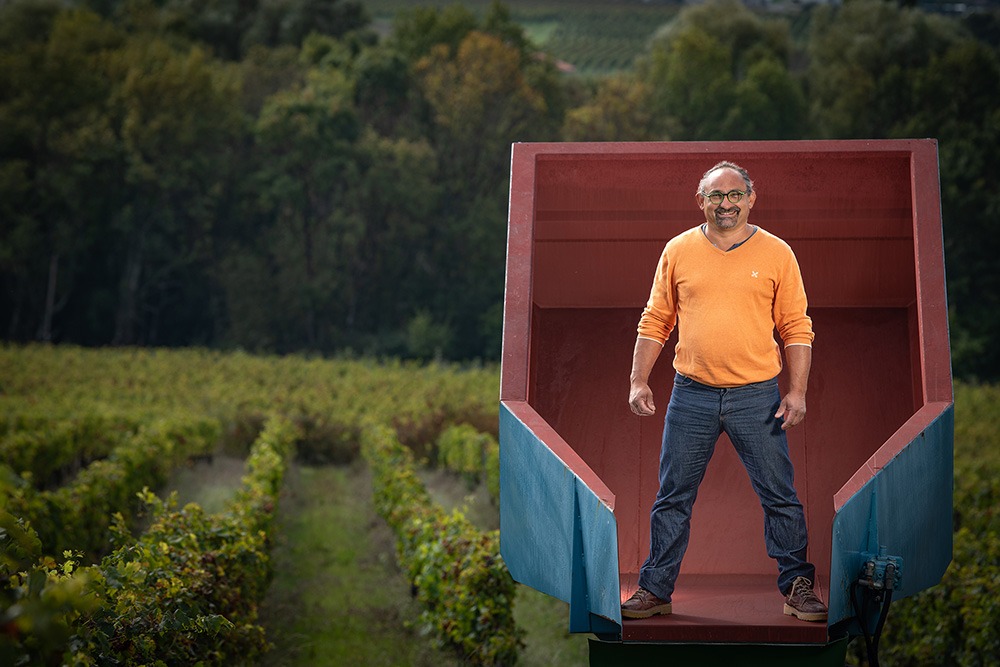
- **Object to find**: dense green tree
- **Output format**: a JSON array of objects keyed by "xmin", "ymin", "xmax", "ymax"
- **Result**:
[
  {"xmin": 804, "ymin": 0, "xmax": 1000, "ymax": 378},
  {"xmin": 109, "ymin": 0, "xmax": 370, "ymax": 59},
  {"xmin": 562, "ymin": 75, "xmax": 659, "ymax": 141},
  {"xmin": 104, "ymin": 37, "xmax": 243, "ymax": 344},
  {"xmin": 481, "ymin": 0, "xmax": 531, "ymax": 57},
  {"xmin": 806, "ymin": 0, "xmax": 963, "ymax": 138},
  {"xmin": 351, "ymin": 45, "xmax": 417, "ymax": 137},
  {"xmin": 416, "ymin": 31, "xmax": 547, "ymax": 198},
  {"xmin": 234, "ymin": 68, "xmax": 362, "ymax": 351},
  {"xmin": 349, "ymin": 131, "xmax": 441, "ymax": 349},
  {"xmin": 641, "ymin": 25, "xmax": 733, "ymax": 140},
  {"xmin": 723, "ymin": 54, "xmax": 806, "ymax": 139},
  {"xmin": 159, "ymin": 0, "xmax": 260, "ymax": 59},
  {"xmin": 0, "ymin": 0, "xmax": 62, "ymax": 44},
  {"xmin": 0, "ymin": 2, "xmax": 245, "ymax": 347},
  {"xmin": 236, "ymin": 43, "xmax": 304, "ymax": 116},
  {"xmin": 897, "ymin": 40, "xmax": 1000, "ymax": 378},
  {"xmin": 1, "ymin": 0, "xmax": 998, "ymax": 375},
  {"xmin": 389, "ymin": 3, "xmax": 478, "ymax": 61},
  {"xmin": 0, "ymin": 7, "xmax": 125, "ymax": 342},
  {"xmin": 961, "ymin": 7, "xmax": 1000, "ymax": 49},
  {"xmin": 240, "ymin": 0, "xmax": 370, "ymax": 55},
  {"xmin": 413, "ymin": 29, "xmax": 556, "ymax": 357},
  {"xmin": 383, "ymin": 5, "xmax": 564, "ymax": 357},
  {"xmin": 637, "ymin": 0, "xmax": 804, "ymax": 140}
]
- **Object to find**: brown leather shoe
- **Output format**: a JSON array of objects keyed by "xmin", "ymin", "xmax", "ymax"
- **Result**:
[
  {"xmin": 621, "ymin": 587, "xmax": 672, "ymax": 619},
  {"xmin": 783, "ymin": 576, "xmax": 828, "ymax": 622}
]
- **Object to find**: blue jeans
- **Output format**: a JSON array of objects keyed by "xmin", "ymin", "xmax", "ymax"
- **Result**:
[{"xmin": 638, "ymin": 373, "xmax": 815, "ymax": 601}]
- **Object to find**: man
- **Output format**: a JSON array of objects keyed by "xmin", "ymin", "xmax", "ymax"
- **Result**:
[{"xmin": 621, "ymin": 161, "xmax": 828, "ymax": 623}]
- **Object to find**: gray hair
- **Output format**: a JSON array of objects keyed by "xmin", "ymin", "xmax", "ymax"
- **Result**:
[{"xmin": 699, "ymin": 161, "xmax": 754, "ymax": 195}]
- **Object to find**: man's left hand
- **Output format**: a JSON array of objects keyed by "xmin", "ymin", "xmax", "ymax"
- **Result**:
[{"xmin": 775, "ymin": 393, "xmax": 806, "ymax": 430}]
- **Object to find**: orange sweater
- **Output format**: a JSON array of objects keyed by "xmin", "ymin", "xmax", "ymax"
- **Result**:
[{"xmin": 637, "ymin": 226, "xmax": 814, "ymax": 388}]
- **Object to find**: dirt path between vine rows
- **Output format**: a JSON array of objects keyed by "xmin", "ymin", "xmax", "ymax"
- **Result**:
[
  {"xmin": 172, "ymin": 457, "xmax": 588, "ymax": 666},
  {"xmin": 256, "ymin": 461, "xmax": 463, "ymax": 666}
]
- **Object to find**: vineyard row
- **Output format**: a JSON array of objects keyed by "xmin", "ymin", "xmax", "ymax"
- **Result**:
[
  {"xmin": 2, "ymin": 416, "xmax": 296, "ymax": 665},
  {"xmin": 2, "ymin": 383, "xmax": 514, "ymax": 665}
]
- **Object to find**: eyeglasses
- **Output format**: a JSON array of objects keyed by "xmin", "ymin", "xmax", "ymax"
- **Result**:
[{"xmin": 700, "ymin": 189, "xmax": 748, "ymax": 205}]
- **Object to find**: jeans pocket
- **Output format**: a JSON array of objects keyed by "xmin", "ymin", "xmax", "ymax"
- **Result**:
[
  {"xmin": 673, "ymin": 373, "xmax": 694, "ymax": 388},
  {"xmin": 743, "ymin": 377, "xmax": 778, "ymax": 394}
]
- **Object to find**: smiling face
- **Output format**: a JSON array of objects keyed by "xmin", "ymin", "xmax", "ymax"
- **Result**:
[{"xmin": 697, "ymin": 167, "xmax": 757, "ymax": 232}]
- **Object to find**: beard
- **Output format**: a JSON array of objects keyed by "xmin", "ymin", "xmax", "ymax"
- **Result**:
[{"xmin": 714, "ymin": 206, "xmax": 741, "ymax": 229}]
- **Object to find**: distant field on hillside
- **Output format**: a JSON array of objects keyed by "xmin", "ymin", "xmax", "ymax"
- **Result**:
[{"xmin": 362, "ymin": 0, "xmax": 683, "ymax": 76}]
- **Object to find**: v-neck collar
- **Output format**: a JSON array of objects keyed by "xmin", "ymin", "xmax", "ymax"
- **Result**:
[{"xmin": 700, "ymin": 224, "xmax": 758, "ymax": 252}]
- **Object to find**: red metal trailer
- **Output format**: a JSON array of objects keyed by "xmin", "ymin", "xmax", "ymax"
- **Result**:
[{"xmin": 499, "ymin": 141, "xmax": 953, "ymax": 659}]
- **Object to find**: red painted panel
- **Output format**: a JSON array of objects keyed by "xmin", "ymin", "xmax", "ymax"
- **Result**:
[
  {"xmin": 532, "ymin": 240, "xmax": 664, "ymax": 308},
  {"xmin": 500, "ymin": 148, "xmax": 538, "ymax": 401},
  {"xmin": 528, "ymin": 306, "xmax": 917, "ymax": 585},
  {"xmin": 909, "ymin": 144, "xmax": 952, "ymax": 403}
]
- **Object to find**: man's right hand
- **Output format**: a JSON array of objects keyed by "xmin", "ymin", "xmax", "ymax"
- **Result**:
[
  {"xmin": 629, "ymin": 337, "xmax": 663, "ymax": 416},
  {"xmin": 629, "ymin": 382, "xmax": 656, "ymax": 416}
]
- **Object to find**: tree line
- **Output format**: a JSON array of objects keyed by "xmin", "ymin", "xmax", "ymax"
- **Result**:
[{"xmin": 1, "ymin": 0, "xmax": 998, "ymax": 378}]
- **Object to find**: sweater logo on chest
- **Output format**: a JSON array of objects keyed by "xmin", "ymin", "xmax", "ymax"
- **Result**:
[{"xmin": 751, "ymin": 270, "xmax": 759, "ymax": 278}]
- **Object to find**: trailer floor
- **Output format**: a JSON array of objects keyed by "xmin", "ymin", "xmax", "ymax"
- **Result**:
[{"xmin": 619, "ymin": 573, "xmax": 830, "ymax": 644}]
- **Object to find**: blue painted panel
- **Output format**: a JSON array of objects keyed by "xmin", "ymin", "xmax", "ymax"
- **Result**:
[
  {"xmin": 499, "ymin": 403, "xmax": 623, "ymax": 633},
  {"xmin": 829, "ymin": 405, "xmax": 954, "ymax": 624}
]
